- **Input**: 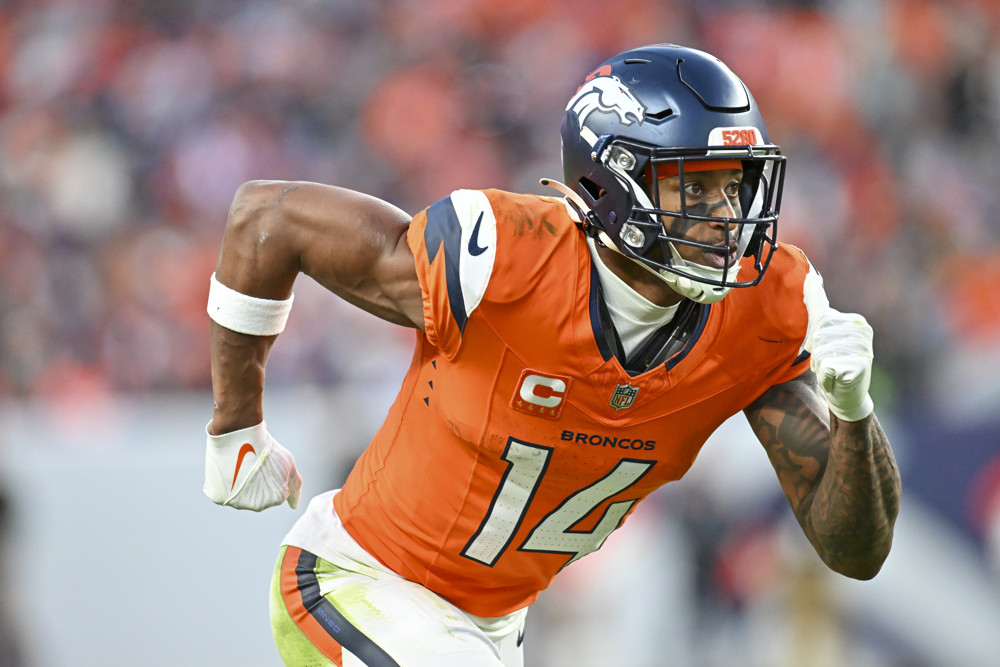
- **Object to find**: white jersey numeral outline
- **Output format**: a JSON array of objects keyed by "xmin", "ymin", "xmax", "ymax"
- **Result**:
[{"xmin": 462, "ymin": 438, "xmax": 654, "ymax": 567}]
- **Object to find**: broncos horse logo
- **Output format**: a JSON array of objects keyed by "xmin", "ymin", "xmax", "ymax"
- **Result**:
[{"xmin": 567, "ymin": 73, "xmax": 646, "ymax": 128}]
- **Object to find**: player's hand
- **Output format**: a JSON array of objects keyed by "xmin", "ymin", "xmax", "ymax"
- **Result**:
[
  {"xmin": 203, "ymin": 421, "xmax": 302, "ymax": 511},
  {"xmin": 802, "ymin": 271, "xmax": 875, "ymax": 422}
]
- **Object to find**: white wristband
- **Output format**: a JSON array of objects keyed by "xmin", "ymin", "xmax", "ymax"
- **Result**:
[{"xmin": 207, "ymin": 273, "xmax": 293, "ymax": 336}]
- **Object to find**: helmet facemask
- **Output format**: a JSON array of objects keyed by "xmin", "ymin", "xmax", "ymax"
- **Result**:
[{"xmin": 593, "ymin": 138, "xmax": 785, "ymax": 303}]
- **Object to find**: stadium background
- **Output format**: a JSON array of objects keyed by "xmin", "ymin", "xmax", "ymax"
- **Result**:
[{"xmin": 0, "ymin": 0, "xmax": 998, "ymax": 665}]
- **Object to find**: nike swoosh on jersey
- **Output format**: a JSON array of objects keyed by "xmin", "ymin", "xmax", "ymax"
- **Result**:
[
  {"xmin": 468, "ymin": 211, "xmax": 488, "ymax": 256},
  {"xmin": 232, "ymin": 442, "xmax": 257, "ymax": 490}
]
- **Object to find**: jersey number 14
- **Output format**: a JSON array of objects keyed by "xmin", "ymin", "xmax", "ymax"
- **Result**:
[{"xmin": 462, "ymin": 438, "xmax": 654, "ymax": 567}]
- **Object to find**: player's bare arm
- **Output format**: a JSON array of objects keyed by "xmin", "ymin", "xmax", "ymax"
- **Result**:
[
  {"xmin": 744, "ymin": 371, "xmax": 901, "ymax": 579},
  {"xmin": 210, "ymin": 180, "xmax": 424, "ymax": 434}
]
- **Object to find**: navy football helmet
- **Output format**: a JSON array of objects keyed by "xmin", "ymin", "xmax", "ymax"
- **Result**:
[{"xmin": 560, "ymin": 44, "xmax": 785, "ymax": 303}]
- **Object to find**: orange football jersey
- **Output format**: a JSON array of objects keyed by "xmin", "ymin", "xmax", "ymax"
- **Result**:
[{"xmin": 334, "ymin": 188, "xmax": 811, "ymax": 617}]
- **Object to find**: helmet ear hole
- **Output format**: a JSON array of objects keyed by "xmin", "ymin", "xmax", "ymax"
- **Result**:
[{"xmin": 579, "ymin": 177, "xmax": 603, "ymax": 200}]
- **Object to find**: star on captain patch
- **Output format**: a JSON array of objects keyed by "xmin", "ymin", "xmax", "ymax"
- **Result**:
[{"xmin": 609, "ymin": 383, "xmax": 638, "ymax": 411}]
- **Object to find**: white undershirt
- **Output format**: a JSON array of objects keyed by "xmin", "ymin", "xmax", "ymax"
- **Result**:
[{"xmin": 587, "ymin": 236, "xmax": 679, "ymax": 357}]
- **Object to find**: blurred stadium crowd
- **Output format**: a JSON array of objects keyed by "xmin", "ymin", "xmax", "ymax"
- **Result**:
[
  {"xmin": 0, "ymin": 0, "xmax": 997, "ymax": 403},
  {"xmin": 0, "ymin": 0, "xmax": 999, "ymax": 663}
]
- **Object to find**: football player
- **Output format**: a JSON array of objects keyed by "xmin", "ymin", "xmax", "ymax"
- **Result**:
[{"xmin": 204, "ymin": 44, "xmax": 900, "ymax": 666}]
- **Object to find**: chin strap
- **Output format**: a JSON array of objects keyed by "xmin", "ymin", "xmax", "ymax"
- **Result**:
[
  {"xmin": 657, "ymin": 268, "xmax": 731, "ymax": 304},
  {"xmin": 659, "ymin": 243, "xmax": 741, "ymax": 304}
]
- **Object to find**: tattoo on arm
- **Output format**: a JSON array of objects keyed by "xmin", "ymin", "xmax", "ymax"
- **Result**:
[
  {"xmin": 746, "ymin": 374, "xmax": 829, "ymax": 519},
  {"xmin": 745, "ymin": 372, "xmax": 901, "ymax": 578}
]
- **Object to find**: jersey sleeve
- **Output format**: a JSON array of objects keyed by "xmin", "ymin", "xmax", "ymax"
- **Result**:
[
  {"xmin": 406, "ymin": 188, "xmax": 574, "ymax": 359},
  {"xmin": 406, "ymin": 189, "xmax": 499, "ymax": 359}
]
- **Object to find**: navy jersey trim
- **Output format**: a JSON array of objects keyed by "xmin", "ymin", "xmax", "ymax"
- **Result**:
[
  {"xmin": 663, "ymin": 302, "xmax": 710, "ymax": 372},
  {"xmin": 588, "ymin": 261, "xmax": 616, "ymax": 362},
  {"xmin": 423, "ymin": 196, "xmax": 469, "ymax": 333},
  {"xmin": 294, "ymin": 549, "xmax": 401, "ymax": 667}
]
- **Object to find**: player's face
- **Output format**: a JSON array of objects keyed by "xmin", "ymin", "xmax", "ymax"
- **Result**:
[{"xmin": 655, "ymin": 169, "xmax": 743, "ymax": 269}]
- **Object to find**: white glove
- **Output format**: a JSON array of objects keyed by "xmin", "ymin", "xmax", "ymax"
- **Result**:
[
  {"xmin": 204, "ymin": 421, "xmax": 302, "ymax": 511},
  {"xmin": 802, "ymin": 270, "xmax": 875, "ymax": 422}
]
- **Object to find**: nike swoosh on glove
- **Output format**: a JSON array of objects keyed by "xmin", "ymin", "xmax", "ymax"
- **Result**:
[
  {"xmin": 203, "ymin": 421, "xmax": 302, "ymax": 511},
  {"xmin": 802, "ymin": 270, "xmax": 875, "ymax": 422}
]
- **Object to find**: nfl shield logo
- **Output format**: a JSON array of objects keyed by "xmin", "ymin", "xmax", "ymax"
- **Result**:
[{"xmin": 609, "ymin": 383, "xmax": 639, "ymax": 411}]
